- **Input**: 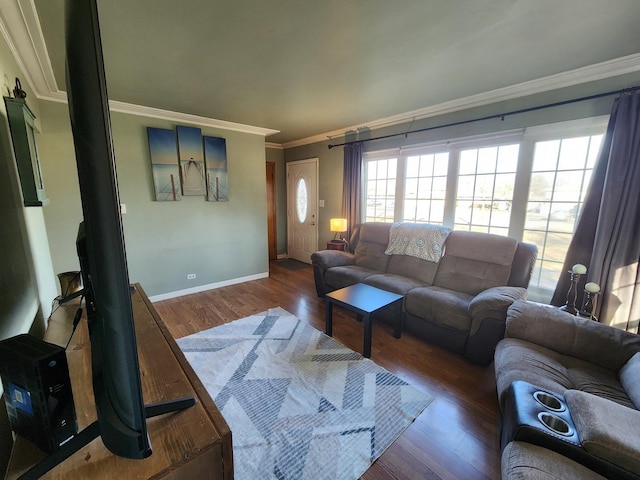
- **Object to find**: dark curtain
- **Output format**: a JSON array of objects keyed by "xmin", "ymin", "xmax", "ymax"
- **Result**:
[
  {"xmin": 551, "ymin": 92, "xmax": 640, "ymax": 332},
  {"xmin": 342, "ymin": 142, "xmax": 363, "ymax": 242}
]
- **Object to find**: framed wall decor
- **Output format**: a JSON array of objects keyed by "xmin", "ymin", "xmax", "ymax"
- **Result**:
[
  {"xmin": 176, "ymin": 126, "xmax": 205, "ymax": 196},
  {"xmin": 203, "ymin": 136, "xmax": 228, "ymax": 202},
  {"xmin": 4, "ymin": 97, "xmax": 48, "ymax": 206},
  {"xmin": 147, "ymin": 127, "xmax": 181, "ymax": 201}
]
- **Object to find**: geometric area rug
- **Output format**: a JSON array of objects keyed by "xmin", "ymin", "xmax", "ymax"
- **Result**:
[{"xmin": 176, "ymin": 307, "xmax": 433, "ymax": 480}]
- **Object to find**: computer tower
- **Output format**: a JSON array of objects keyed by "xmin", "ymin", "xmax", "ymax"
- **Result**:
[{"xmin": 0, "ymin": 334, "xmax": 78, "ymax": 453}]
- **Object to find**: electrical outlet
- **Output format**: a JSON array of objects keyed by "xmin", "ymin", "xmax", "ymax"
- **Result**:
[{"xmin": 187, "ymin": 273, "xmax": 196, "ymax": 280}]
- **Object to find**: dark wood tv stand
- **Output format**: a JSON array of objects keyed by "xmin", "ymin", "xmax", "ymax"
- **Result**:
[{"xmin": 6, "ymin": 284, "xmax": 232, "ymax": 480}]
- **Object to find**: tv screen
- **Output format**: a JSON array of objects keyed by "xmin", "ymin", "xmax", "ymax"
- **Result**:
[{"xmin": 65, "ymin": 0, "xmax": 150, "ymax": 459}]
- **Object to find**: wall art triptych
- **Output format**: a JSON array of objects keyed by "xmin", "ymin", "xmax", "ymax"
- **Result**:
[{"xmin": 147, "ymin": 125, "xmax": 228, "ymax": 202}]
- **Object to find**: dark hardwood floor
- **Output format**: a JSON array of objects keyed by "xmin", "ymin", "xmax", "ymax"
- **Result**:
[{"xmin": 153, "ymin": 260, "xmax": 502, "ymax": 480}]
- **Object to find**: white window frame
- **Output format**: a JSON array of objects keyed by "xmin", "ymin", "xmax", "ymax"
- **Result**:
[{"xmin": 361, "ymin": 117, "xmax": 609, "ymax": 303}]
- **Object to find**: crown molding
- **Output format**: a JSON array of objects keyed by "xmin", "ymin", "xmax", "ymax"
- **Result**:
[
  {"xmin": 107, "ymin": 101, "xmax": 280, "ymax": 136},
  {"xmin": 0, "ymin": 0, "xmax": 280, "ymax": 138},
  {"xmin": 265, "ymin": 142, "xmax": 284, "ymax": 149},
  {"xmin": 282, "ymin": 52, "xmax": 640, "ymax": 149},
  {"xmin": 0, "ymin": 0, "xmax": 58, "ymax": 96}
]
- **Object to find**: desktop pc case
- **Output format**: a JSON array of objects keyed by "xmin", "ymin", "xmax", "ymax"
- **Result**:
[{"xmin": 0, "ymin": 334, "xmax": 78, "ymax": 453}]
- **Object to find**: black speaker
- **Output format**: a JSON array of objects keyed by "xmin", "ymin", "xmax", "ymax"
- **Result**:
[{"xmin": 0, "ymin": 334, "xmax": 77, "ymax": 453}]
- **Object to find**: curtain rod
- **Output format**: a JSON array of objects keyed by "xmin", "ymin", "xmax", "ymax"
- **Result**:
[{"xmin": 327, "ymin": 86, "xmax": 640, "ymax": 149}]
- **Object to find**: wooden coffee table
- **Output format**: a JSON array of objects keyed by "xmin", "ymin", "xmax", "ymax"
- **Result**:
[{"xmin": 325, "ymin": 283, "xmax": 404, "ymax": 358}]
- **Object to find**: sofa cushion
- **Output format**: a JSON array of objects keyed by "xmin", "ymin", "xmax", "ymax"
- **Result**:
[
  {"xmin": 505, "ymin": 301, "xmax": 640, "ymax": 372},
  {"xmin": 324, "ymin": 266, "xmax": 378, "ymax": 289},
  {"xmin": 364, "ymin": 273, "xmax": 426, "ymax": 296},
  {"xmin": 495, "ymin": 338, "xmax": 634, "ymax": 409},
  {"xmin": 566, "ymin": 390, "xmax": 640, "ymax": 477},
  {"xmin": 620, "ymin": 352, "xmax": 640, "ymax": 409},
  {"xmin": 350, "ymin": 223, "xmax": 392, "ymax": 272},
  {"xmin": 434, "ymin": 231, "xmax": 517, "ymax": 296},
  {"xmin": 405, "ymin": 286, "xmax": 473, "ymax": 332},
  {"xmin": 358, "ymin": 222, "xmax": 391, "ymax": 245},
  {"xmin": 502, "ymin": 441, "xmax": 607, "ymax": 480},
  {"xmin": 386, "ymin": 254, "xmax": 438, "ymax": 285}
]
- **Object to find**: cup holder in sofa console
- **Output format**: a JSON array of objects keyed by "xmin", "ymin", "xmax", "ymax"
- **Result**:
[
  {"xmin": 538, "ymin": 412, "xmax": 573, "ymax": 437},
  {"xmin": 533, "ymin": 390, "xmax": 565, "ymax": 412}
]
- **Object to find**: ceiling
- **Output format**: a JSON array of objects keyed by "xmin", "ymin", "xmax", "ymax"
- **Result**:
[{"xmin": 17, "ymin": 1, "xmax": 640, "ymax": 145}]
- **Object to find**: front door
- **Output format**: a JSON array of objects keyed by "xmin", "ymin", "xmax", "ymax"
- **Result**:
[{"xmin": 286, "ymin": 158, "xmax": 318, "ymax": 263}]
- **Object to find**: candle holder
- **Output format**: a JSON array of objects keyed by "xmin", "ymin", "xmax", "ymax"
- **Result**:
[
  {"xmin": 559, "ymin": 271, "xmax": 580, "ymax": 315},
  {"xmin": 579, "ymin": 290, "xmax": 598, "ymax": 320},
  {"xmin": 579, "ymin": 282, "xmax": 600, "ymax": 321}
]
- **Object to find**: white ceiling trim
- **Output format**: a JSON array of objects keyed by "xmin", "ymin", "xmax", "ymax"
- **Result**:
[
  {"xmin": 0, "ymin": 0, "xmax": 280, "ymax": 138},
  {"xmin": 282, "ymin": 52, "xmax": 640, "ymax": 149},
  {"xmin": 0, "ymin": 0, "xmax": 57, "ymax": 96},
  {"xmin": 107, "ymin": 100, "xmax": 280, "ymax": 137}
]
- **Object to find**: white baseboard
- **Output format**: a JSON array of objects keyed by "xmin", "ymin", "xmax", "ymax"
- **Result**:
[
  {"xmin": 276, "ymin": 253, "xmax": 288, "ymax": 259},
  {"xmin": 149, "ymin": 272, "xmax": 269, "ymax": 302}
]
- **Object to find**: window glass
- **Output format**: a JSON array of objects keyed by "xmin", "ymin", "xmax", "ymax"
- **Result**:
[
  {"xmin": 296, "ymin": 178, "xmax": 307, "ymax": 223},
  {"xmin": 402, "ymin": 152, "xmax": 448, "ymax": 224},
  {"xmin": 454, "ymin": 144, "xmax": 518, "ymax": 233},
  {"xmin": 365, "ymin": 158, "xmax": 397, "ymax": 222},
  {"xmin": 524, "ymin": 134, "xmax": 603, "ymax": 291}
]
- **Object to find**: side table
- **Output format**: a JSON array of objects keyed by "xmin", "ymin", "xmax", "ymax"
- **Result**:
[{"xmin": 326, "ymin": 240, "xmax": 347, "ymax": 251}]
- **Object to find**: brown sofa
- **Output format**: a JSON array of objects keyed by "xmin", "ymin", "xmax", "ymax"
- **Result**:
[
  {"xmin": 495, "ymin": 300, "xmax": 640, "ymax": 479},
  {"xmin": 311, "ymin": 222, "xmax": 537, "ymax": 364}
]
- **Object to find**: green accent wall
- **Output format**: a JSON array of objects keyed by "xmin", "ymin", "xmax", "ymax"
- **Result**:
[
  {"xmin": 38, "ymin": 101, "xmax": 269, "ymax": 298},
  {"xmin": 0, "ymin": 31, "xmax": 56, "ymax": 341}
]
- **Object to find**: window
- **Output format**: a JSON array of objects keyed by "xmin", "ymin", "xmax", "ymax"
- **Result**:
[
  {"xmin": 454, "ymin": 144, "xmax": 518, "ymax": 235},
  {"xmin": 362, "ymin": 117, "xmax": 607, "ymax": 302},
  {"xmin": 403, "ymin": 152, "xmax": 449, "ymax": 224},
  {"xmin": 296, "ymin": 178, "xmax": 307, "ymax": 223},
  {"xmin": 524, "ymin": 134, "xmax": 602, "ymax": 290},
  {"xmin": 365, "ymin": 157, "xmax": 397, "ymax": 223}
]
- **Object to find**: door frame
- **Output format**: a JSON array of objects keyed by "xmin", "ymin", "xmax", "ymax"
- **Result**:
[
  {"xmin": 266, "ymin": 162, "xmax": 277, "ymax": 260},
  {"xmin": 286, "ymin": 158, "xmax": 319, "ymax": 261}
]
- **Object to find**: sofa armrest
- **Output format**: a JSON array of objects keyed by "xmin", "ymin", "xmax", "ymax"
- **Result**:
[
  {"xmin": 464, "ymin": 287, "xmax": 527, "ymax": 365},
  {"xmin": 566, "ymin": 390, "xmax": 640, "ymax": 476},
  {"xmin": 310, "ymin": 250, "xmax": 356, "ymax": 297},
  {"xmin": 310, "ymin": 250, "xmax": 355, "ymax": 270},
  {"xmin": 469, "ymin": 286, "xmax": 528, "ymax": 336},
  {"xmin": 505, "ymin": 300, "xmax": 640, "ymax": 371}
]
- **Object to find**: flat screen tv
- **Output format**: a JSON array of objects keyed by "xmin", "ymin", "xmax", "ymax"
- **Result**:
[{"xmin": 20, "ymin": 1, "xmax": 193, "ymax": 478}]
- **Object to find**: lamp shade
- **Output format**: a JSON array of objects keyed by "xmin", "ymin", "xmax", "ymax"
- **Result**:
[{"xmin": 330, "ymin": 218, "xmax": 347, "ymax": 232}]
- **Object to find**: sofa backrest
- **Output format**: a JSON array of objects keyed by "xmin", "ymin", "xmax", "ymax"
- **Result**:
[
  {"xmin": 353, "ymin": 222, "xmax": 391, "ymax": 271},
  {"xmin": 434, "ymin": 231, "xmax": 518, "ymax": 296},
  {"xmin": 350, "ymin": 223, "xmax": 536, "ymax": 290},
  {"xmin": 508, "ymin": 242, "xmax": 538, "ymax": 288}
]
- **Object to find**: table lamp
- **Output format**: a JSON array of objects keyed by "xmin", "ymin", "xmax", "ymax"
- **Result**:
[{"xmin": 330, "ymin": 218, "xmax": 348, "ymax": 242}]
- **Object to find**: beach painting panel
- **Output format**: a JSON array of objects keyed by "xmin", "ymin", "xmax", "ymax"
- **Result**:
[
  {"xmin": 177, "ymin": 125, "xmax": 205, "ymax": 196},
  {"xmin": 203, "ymin": 136, "xmax": 229, "ymax": 202},
  {"xmin": 147, "ymin": 127, "xmax": 181, "ymax": 201}
]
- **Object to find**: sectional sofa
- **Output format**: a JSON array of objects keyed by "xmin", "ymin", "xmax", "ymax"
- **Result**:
[
  {"xmin": 311, "ymin": 222, "xmax": 537, "ymax": 364},
  {"xmin": 496, "ymin": 300, "xmax": 640, "ymax": 479}
]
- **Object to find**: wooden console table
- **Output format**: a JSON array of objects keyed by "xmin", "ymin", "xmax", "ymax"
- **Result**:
[{"xmin": 6, "ymin": 284, "xmax": 232, "ymax": 480}]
